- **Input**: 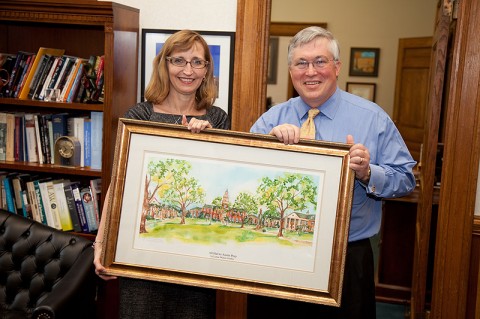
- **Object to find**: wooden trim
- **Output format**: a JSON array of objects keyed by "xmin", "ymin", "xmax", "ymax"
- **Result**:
[
  {"xmin": 230, "ymin": 0, "xmax": 271, "ymax": 132},
  {"xmin": 430, "ymin": 0, "xmax": 480, "ymax": 317},
  {"xmin": 270, "ymin": 22, "xmax": 327, "ymax": 36},
  {"xmin": 410, "ymin": 2, "xmax": 450, "ymax": 317},
  {"xmin": 216, "ymin": 1, "xmax": 271, "ymax": 318}
]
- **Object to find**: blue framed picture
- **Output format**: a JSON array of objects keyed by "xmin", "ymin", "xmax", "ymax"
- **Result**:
[{"xmin": 141, "ymin": 29, "xmax": 235, "ymax": 116}]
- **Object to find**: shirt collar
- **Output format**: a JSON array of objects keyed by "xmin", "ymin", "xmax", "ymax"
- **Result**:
[{"xmin": 296, "ymin": 87, "xmax": 341, "ymax": 120}]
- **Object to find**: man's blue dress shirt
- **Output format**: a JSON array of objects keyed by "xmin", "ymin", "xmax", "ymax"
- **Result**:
[{"xmin": 250, "ymin": 88, "xmax": 417, "ymax": 242}]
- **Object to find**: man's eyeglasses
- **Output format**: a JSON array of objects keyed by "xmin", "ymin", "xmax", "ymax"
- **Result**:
[
  {"xmin": 292, "ymin": 57, "xmax": 336, "ymax": 70},
  {"xmin": 166, "ymin": 56, "xmax": 209, "ymax": 69}
]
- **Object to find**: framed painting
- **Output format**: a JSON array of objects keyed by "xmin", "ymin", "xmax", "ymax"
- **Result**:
[
  {"xmin": 267, "ymin": 37, "xmax": 279, "ymax": 84},
  {"xmin": 346, "ymin": 82, "xmax": 376, "ymax": 102},
  {"xmin": 349, "ymin": 47, "xmax": 380, "ymax": 77},
  {"xmin": 141, "ymin": 29, "xmax": 235, "ymax": 115},
  {"xmin": 100, "ymin": 119, "xmax": 355, "ymax": 306}
]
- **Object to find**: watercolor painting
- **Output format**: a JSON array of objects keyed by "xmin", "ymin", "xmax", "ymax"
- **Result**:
[{"xmin": 134, "ymin": 153, "xmax": 323, "ymax": 271}]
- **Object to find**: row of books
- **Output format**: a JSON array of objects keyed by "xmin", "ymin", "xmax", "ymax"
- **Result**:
[
  {"xmin": 0, "ymin": 48, "xmax": 104, "ymax": 103},
  {"xmin": 0, "ymin": 111, "xmax": 103, "ymax": 169},
  {"xmin": 0, "ymin": 172, "xmax": 101, "ymax": 233}
]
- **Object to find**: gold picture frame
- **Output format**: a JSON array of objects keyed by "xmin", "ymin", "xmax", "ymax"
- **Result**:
[{"xmin": 101, "ymin": 119, "xmax": 354, "ymax": 306}]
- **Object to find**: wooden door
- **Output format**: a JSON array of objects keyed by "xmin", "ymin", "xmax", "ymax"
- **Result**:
[{"xmin": 392, "ymin": 37, "xmax": 432, "ymax": 163}]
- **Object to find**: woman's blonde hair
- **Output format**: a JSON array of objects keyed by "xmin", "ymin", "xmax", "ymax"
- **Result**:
[{"xmin": 144, "ymin": 30, "xmax": 217, "ymax": 110}]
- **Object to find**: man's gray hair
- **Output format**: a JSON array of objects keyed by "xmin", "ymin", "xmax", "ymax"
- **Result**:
[{"xmin": 287, "ymin": 26, "xmax": 340, "ymax": 65}]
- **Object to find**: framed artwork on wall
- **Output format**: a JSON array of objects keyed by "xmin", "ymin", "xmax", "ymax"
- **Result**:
[
  {"xmin": 349, "ymin": 47, "xmax": 380, "ymax": 77},
  {"xmin": 267, "ymin": 37, "xmax": 279, "ymax": 84},
  {"xmin": 141, "ymin": 29, "xmax": 235, "ymax": 115},
  {"xmin": 346, "ymin": 82, "xmax": 376, "ymax": 102},
  {"xmin": 101, "ymin": 119, "xmax": 355, "ymax": 306}
]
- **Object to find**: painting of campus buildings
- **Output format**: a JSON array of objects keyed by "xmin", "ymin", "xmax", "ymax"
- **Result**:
[{"xmin": 138, "ymin": 156, "xmax": 321, "ymax": 249}]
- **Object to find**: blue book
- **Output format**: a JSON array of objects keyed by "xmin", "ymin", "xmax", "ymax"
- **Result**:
[
  {"xmin": 3, "ymin": 173, "xmax": 17, "ymax": 213},
  {"xmin": 83, "ymin": 118, "xmax": 91, "ymax": 167},
  {"xmin": 90, "ymin": 111, "xmax": 103, "ymax": 169},
  {"xmin": 51, "ymin": 112, "xmax": 69, "ymax": 142},
  {"xmin": 70, "ymin": 182, "xmax": 89, "ymax": 233}
]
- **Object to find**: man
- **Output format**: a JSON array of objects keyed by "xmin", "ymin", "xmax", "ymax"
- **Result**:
[{"xmin": 250, "ymin": 26, "xmax": 416, "ymax": 318}]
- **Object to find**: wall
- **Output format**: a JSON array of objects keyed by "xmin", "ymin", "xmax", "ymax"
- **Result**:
[
  {"xmin": 99, "ymin": 0, "xmax": 237, "ymax": 98},
  {"xmin": 268, "ymin": 0, "xmax": 437, "ymax": 116}
]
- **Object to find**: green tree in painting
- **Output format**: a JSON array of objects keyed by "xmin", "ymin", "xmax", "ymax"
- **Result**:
[
  {"xmin": 162, "ymin": 159, "xmax": 206, "ymax": 224},
  {"xmin": 140, "ymin": 160, "xmax": 170, "ymax": 233},
  {"xmin": 257, "ymin": 173, "xmax": 317, "ymax": 237},
  {"xmin": 232, "ymin": 192, "xmax": 258, "ymax": 228},
  {"xmin": 211, "ymin": 196, "xmax": 223, "ymax": 209}
]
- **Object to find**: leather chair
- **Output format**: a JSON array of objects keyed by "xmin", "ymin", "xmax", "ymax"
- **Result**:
[{"xmin": 0, "ymin": 209, "xmax": 96, "ymax": 319}]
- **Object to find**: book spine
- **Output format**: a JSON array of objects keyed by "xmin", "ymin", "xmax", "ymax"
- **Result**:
[
  {"xmin": 24, "ymin": 114, "xmax": 38, "ymax": 163},
  {"xmin": 53, "ymin": 182, "xmax": 73, "ymax": 231},
  {"xmin": 5, "ymin": 113, "xmax": 15, "ymax": 162},
  {"xmin": 0, "ymin": 113, "xmax": 6, "ymax": 161},
  {"xmin": 71, "ymin": 183, "xmax": 89, "ymax": 232},
  {"xmin": 33, "ymin": 180, "xmax": 48, "ymax": 225},
  {"xmin": 63, "ymin": 184, "xmax": 82, "ymax": 232},
  {"xmin": 33, "ymin": 115, "xmax": 44, "ymax": 164},
  {"xmin": 80, "ymin": 187, "xmax": 98, "ymax": 231},
  {"xmin": 3, "ymin": 176, "xmax": 16, "ymax": 213},
  {"xmin": 46, "ymin": 182, "xmax": 62, "ymax": 230},
  {"xmin": 84, "ymin": 119, "xmax": 91, "ymax": 167},
  {"xmin": 90, "ymin": 111, "xmax": 103, "ymax": 169},
  {"xmin": 26, "ymin": 181, "xmax": 40, "ymax": 222}
]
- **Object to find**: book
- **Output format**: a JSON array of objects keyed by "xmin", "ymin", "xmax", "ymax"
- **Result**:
[
  {"xmin": 63, "ymin": 181, "xmax": 82, "ymax": 232},
  {"xmin": 11, "ymin": 173, "xmax": 32, "ymax": 216},
  {"xmin": 14, "ymin": 113, "xmax": 26, "ymax": 162},
  {"xmin": 80, "ymin": 186, "xmax": 98, "ymax": 232},
  {"xmin": 19, "ymin": 47, "xmax": 65, "ymax": 100},
  {"xmin": 90, "ymin": 111, "xmax": 103, "ymax": 169},
  {"xmin": 24, "ymin": 113, "xmax": 39, "ymax": 163},
  {"xmin": 38, "ymin": 56, "xmax": 61, "ymax": 100},
  {"xmin": 90, "ymin": 178, "xmax": 102, "ymax": 225},
  {"xmin": 33, "ymin": 114, "xmax": 44, "ymax": 164},
  {"xmin": 33, "ymin": 178, "xmax": 52, "ymax": 225},
  {"xmin": 68, "ymin": 116, "xmax": 86, "ymax": 167},
  {"xmin": 5, "ymin": 113, "xmax": 15, "ymax": 161},
  {"xmin": 66, "ymin": 62, "xmax": 85, "ymax": 102},
  {"xmin": 26, "ymin": 180, "xmax": 41, "ymax": 222},
  {"xmin": 70, "ymin": 182, "xmax": 89, "ymax": 232},
  {"xmin": 0, "ymin": 172, "xmax": 7, "ymax": 210},
  {"xmin": 20, "ymin": 189, "xmax": 33, "ymax": 220},
  {"xmin": 60, "ymin": 58, "xmax": 85, "ymax": 102},
  {"xmin": 14, "ymin": 53, "xmax": 35, "ymax": 98},
  {"xmin": 83, "ymin": 118, "xmax": 91, "ymax": 167},
  {"xmin": 52, "ymin": 180, "xmax": 74, "ymax": 231},
  {"xmin": 2, "ymin": 173, "xmax": 18, "ymax": 213},
  {"xmin": 38, "ymin": 114, "xmax": 52, "ymax": 164},
  {"xmin": 3, "ymin": 51, "xmax": 22, "ymax": 98},
  {"xmin": 0, "ymin": 113, "xmax": 6, "ymax": 161},
  {"xmin": 43, "ymin": 180, "xmax": 63, "ymax": 229},
  {"xmin": 32, "ymin": 55, "xmax": 56, "ymax": 100},
  {"xmin": 26, "ymin": 54, "xmax": 50, "ymax": 99},
  {"xmin": 0, "ymin": 54, "xmax": 17, "ymax": 96},
  {"xmin": 53, "ymin": 55, "xmax": 76, "ymax": 91}
]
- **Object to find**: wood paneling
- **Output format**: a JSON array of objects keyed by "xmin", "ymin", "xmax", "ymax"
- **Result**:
[
  {"xmin": 430, "ymin": 0, "xmax": 480, "ymax": 316},
  {"xmin": 392, "ymin": 37, "xmax": 432, "ymax": 163}
]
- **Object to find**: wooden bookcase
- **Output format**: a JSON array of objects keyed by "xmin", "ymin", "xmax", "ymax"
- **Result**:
[
  {"xmin": 0, "ymin": 0, "xmax": 139, "ymax": 225},
  {"xmin": 0, "ymin": 2, "xmax": 138, "ymax": 317}
]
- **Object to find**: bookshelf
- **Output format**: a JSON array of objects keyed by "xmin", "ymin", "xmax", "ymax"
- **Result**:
[{"xmin": 0, "ymin": 0, "xmax": 139, "ymax": 236}]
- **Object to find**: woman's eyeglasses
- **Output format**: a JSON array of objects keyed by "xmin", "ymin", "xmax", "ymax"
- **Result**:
[{"xmin": 166, "ymin": 56, "xmax": 209, "ymax": 69}]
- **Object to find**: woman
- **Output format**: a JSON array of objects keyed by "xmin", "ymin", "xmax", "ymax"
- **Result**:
[{"xmin": 94, "ymin": 29, "xmax": 229, "ymax": 318}]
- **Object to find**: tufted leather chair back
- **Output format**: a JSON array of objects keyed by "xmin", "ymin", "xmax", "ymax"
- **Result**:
[{"xmin": 0, "ymin": 209, "xmax": 96, "ymax": 319}]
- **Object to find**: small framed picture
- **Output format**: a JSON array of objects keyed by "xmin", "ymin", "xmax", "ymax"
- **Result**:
[
  {"xmin": 349, "ymin": 48, "xmax": 380, "ymax": 77},
  {"xmin": 346, "ymin": 82, "xmax": 376, "ymax": 102}
]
